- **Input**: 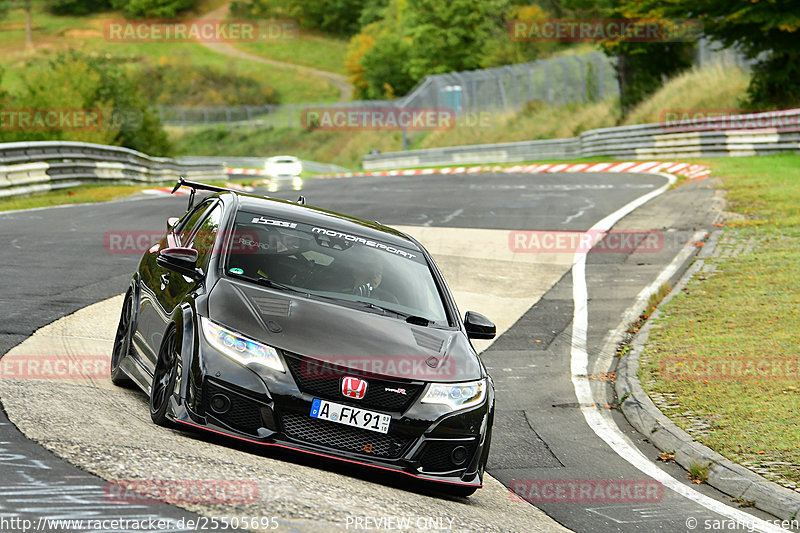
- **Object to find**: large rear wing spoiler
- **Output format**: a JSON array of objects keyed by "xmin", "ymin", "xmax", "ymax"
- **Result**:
[
  {"xmin": 172, "ymin": 177, "xmax": 242, "ymax": 210},
  {"xmin": 171, "ymin": 176, "xmax": 305, "ymax": 210}
]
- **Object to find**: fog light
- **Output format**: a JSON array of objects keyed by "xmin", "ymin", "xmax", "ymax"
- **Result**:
[
  {"xmin": 209, "ymin": 394, "xmax": 231, "ymax": 414},
  {"xmin": 451, "ymin": 445, "xmax": 469, "ymax": 466}
]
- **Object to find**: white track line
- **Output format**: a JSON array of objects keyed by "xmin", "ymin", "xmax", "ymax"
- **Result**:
[{"xmin": 569, "ymin": 172, "xmax": 785, "ymax": 532}]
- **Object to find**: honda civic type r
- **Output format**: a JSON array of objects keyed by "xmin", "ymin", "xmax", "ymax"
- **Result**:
[{"xmin": 111, "ymin": 180, "xmax": 497, "ymax": 496}]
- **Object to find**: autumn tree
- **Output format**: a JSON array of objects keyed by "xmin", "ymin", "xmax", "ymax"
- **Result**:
[
  {"xmin": 3, "ymin": 52, "xmax": 171, "ymax": 155},
  {"xmin": 559, "ymin": 0, "xmax": 696, "ymax": 114},
  {"xmin": 403, "ymin": 0, "xmax": 509, "ymax": 79},
  {"xmin": 632, "ymin": 0, "xmax": 800, "ymax": 109},
  {"xmin": 231, "ymin": 0, "xmax": 368, "ymax": 36}
]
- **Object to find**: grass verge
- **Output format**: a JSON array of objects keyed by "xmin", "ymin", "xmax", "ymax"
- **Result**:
[
  {"xmin": 0, "ymin": 174, "xmax": 330, "ymax": 212},
  {"xmin": 0, "ymin": 184, "xmax": 150, "ymax": 212},
  {"xmin": 639, "ymin": 153, "xmax": 800, "ymax": 490}
]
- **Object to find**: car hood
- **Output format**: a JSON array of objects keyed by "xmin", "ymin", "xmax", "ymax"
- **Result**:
[{"xmin": 206, "ymin": 278, "xmax": 482, "ymax": 382}]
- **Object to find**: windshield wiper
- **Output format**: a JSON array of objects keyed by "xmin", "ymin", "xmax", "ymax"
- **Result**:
[
  {"xmin": 253, "ymin": 272, "xmax": 350, "ymax": 305},
  {"xmin": 231, "ymin": 271, "xmax": 433, "ymax": 325},
  {"xmin": 353, "ymin": 301, "xmax": 432, "ymax": 326},
  {"xmin": 229, "ymin": 270, "xmax": 308, "ymax": 295},
  {"xmin": 254, "ymin": 276, "xmax": 306, "ymax": 294}
]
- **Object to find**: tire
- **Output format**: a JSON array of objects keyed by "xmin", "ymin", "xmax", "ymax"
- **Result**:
[
  {"xmin": 149, "ymin": 327, "xmax": 179, "ymax": 427},
  {"xmin": 110, "ymin": 291, "xmax": 134, "ymax": 386}
]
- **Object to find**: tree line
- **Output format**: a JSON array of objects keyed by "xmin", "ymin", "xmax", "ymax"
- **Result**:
[
  {"xmin": 11, "ymin": 0, "xmax": 798, "ymax": 110},
  {"xmin": 234, "ymin": 0, "xmax": 799, "ymax": 111}
]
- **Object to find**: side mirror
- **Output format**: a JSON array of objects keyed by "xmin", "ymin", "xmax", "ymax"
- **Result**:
[
  {"xmin": 464, "ymin": 311, "xmax": 496, "ymax": 340},
  {"xmin": 157, "ymin": 247, "xmax": 201, "ymax": 279},
  {"xmin": 167, "ymin": 216, "xmax": 180, "ymax": 230}
]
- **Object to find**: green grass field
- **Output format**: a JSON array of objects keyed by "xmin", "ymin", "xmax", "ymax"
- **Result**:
[
  {"xmin": 0, "ymin": 6, "xmax": 340, "ymax": 104},
  {"xmin": 639, "ymin": 154, "xmax": 800, "ymax": 489},
  {"xmin": 0, "ymin": 177, "xmax": 261, "ymax": 212},
  {"xmin": 0, "ymin": 184, "xmax": 151, "ymax": 212},
  {"xmin": 235, "ymin": 32, "xmax": 349, "ymax": 75}
]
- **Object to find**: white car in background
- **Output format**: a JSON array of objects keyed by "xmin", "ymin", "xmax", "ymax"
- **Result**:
[{"xmin": 265, "ymin": 155, "xmax": 302, "ymax": 178}]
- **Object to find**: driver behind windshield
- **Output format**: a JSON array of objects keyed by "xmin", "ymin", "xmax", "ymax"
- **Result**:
[{"xmin": 350, "ymin": 253, "xmax": 385, "ymax": 298}]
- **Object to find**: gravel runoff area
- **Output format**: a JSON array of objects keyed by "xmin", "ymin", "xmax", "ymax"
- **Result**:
[{"xmin": 0, "ymin": 226, "xmax": 574, "ymax": 533}]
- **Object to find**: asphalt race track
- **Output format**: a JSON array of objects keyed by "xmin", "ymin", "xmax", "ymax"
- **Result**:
[{"xmin": 0, "ymin": 172, "xmax": 787, "ymax": 532}]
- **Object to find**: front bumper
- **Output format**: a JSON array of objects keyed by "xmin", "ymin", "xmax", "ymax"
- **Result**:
[{"xmin": 175, "ymin": 345, "xmax": 492, "ymax": 488}]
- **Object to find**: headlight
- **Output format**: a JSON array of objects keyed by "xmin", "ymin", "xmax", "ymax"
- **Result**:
[
  {"xmin": 421, "ymin": 380, "xmax": 486, "ymax": 411},
  {"xmin": 201, "ymin": 317, "xmax": 285, "ymax": 373}
]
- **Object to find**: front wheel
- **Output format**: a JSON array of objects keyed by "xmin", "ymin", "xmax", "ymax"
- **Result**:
[
  {"xmin": 150, "ymin": 327, "xmax": 179, "ymax": 427},
  {"xmin": 110, "ymin": 292, "xmax": 134, "ymax": 386}
]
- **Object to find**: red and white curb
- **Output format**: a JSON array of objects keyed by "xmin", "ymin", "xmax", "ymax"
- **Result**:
[
  {"xmin": 146, "ymin": 161, "xmax": 711, "ymax": 195},
  {"xmin": 310, "ymin": 161, "xmax": 711, "ymax": 180},
  {"xmin": 142, "ymin": 187, "xmax": 190, "ymax": 196}
]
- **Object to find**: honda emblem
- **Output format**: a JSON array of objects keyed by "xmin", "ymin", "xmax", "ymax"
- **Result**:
[{"xmin": 341, "ymin": 377, "xmax": 368, "ymax": 400}]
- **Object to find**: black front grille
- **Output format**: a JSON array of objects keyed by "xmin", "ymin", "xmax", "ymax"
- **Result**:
[
  {"xmin": 280, "ymin": 412, "xmax": 412, "ymax": 459},
  {"xmin": 418, "ymin": 440, "xmax": 478, "ymax": 473},
  {"xmin": 204, "ymin": 380, "xmax": 264, "ymax": 435},
  {"xmin": 284, "ymin": 353, "xmax": 422, "ymax": 412}
]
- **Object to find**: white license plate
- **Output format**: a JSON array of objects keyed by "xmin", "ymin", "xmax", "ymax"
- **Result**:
[{"xmin": 310, "ymin": 399, "xmax": 390, "ymax": 434}]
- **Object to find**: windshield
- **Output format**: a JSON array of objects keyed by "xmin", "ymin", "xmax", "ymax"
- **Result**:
[{"xmin": 225, "ymin": 210, "xmax": 448, "ymax": 324}]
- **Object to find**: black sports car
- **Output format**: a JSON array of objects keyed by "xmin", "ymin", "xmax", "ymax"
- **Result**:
[{"xmin": 111, "ymin": 180, "xmax": 497, "ymax": 496}]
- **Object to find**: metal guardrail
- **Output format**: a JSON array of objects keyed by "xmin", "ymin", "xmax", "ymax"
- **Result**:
[
  {"xmin": 362, "ymin": 109, "xmax": 800, "ymax": 170},
  {"xmin": 298, "ymin": 159, "xmax": 351, "ymax": 174},
  {"xmin": 0, "ymin": 141, "xmax": 225, "ymax": 199}
]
